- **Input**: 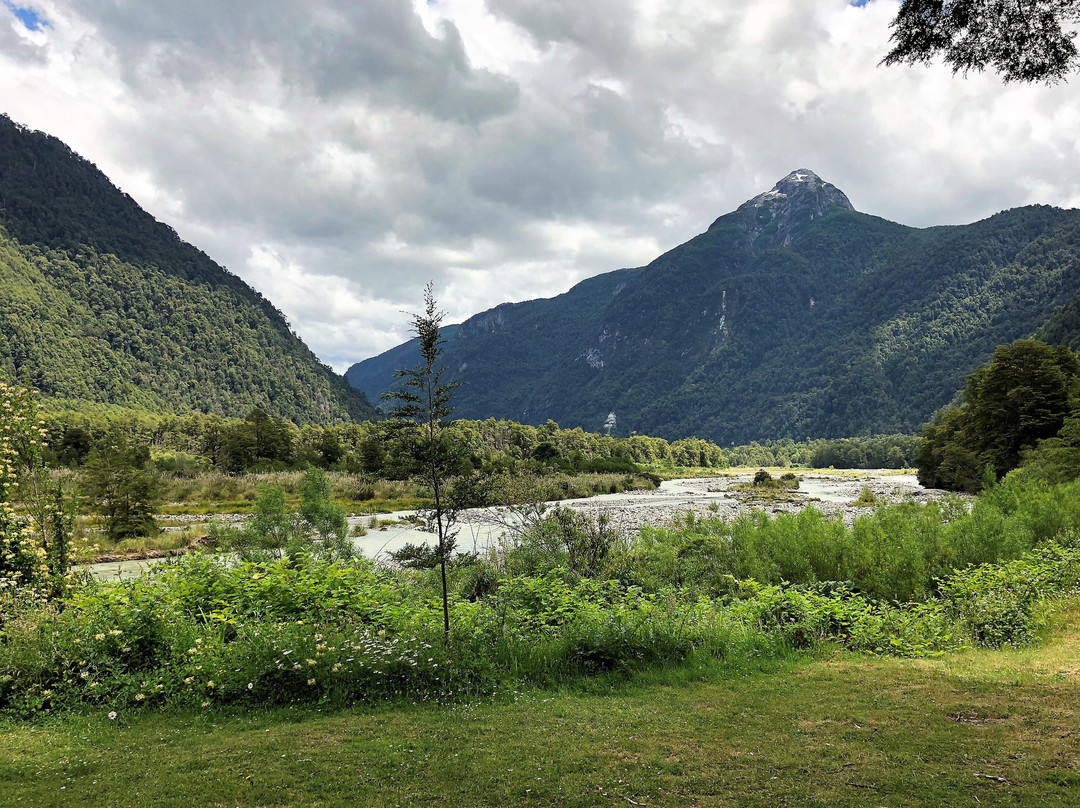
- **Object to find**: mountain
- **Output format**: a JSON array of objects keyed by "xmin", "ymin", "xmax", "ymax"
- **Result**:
[
  {"xmin": 0, "ymin": 114, "xmax": 377, "ymax": 424},
  {"xmin": 348, "ymin": 169, "xmax": 1080, "ymax": 443}
]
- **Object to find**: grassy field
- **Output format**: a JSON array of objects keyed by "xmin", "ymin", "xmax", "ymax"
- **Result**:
[{"xmin": 3, "ymin": 609, "xmax": 1078, "ymax": 808}]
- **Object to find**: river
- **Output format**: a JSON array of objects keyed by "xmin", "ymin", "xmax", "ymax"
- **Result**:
[{"xmin": 86, "ymin": 470, "xmax": 949, "ymax": 581}]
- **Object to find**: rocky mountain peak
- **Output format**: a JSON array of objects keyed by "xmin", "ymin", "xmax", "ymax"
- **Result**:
[{"xmin": 712, "ymin": 169, "xmax": 855, "ymax": 249}]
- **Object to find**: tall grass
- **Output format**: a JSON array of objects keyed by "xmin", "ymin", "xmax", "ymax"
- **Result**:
[
  {"xmin": 619, "ymin": 477, "xmax": 1080, "ymax": 602},
  {"xmin": 158, "ymin": 471, "xmax": 656, "ymax": 515}
]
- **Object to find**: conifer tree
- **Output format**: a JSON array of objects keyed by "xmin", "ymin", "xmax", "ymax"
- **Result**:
[{"xmin": 384, "ymin": 284, "xmax": 463, "ymax": 643}]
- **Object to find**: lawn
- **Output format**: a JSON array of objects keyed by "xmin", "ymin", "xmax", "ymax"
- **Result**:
[{"xmin": 3, "ymin": 614, "xmax": 1078, "ymax": 808}]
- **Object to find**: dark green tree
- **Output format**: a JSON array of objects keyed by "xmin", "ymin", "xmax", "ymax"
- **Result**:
[
  {"xmin": 384, "ymin": 284, "xmax": 463, "ymax": 643},
  {"xmin": 916, "ymin": 339, "xmax": 1080, "ymax": 490},
  {"xmin": 882, "ymin": 0, "xmax": 1080, "ymax": 83},
  {"xmin": 966, "ymin": 339, "xmax": 1080, "ymax": 477},
  {"xmin": 80, "ymin": 430, "xmax": 162, "ymax": 541}
]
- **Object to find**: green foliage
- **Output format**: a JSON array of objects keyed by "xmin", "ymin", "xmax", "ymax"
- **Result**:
[
  {"xmin": 213, "ymin": 469, "xmax": 354, "ymax": 563},
  {"xmin": 5, "ymin": 520, "xmax": 1079, "ymax": 718},
  {"xmin": 918, "ymin": 339, "xmax": 1080, "ymax": 490},
  {"xmin": 503, "ymin": 508, "xmax": 625, "ymax": 578},
  {"xmin": 851, "ymin": 485, "xmax": 876, "ymax": 506},
  {"xmin": 384, "ymin": 284, "xmax": 469, "ymax": 641},
  {"xmin": 0, "ymin": 115, "xmax": 376, "ymax": 425},
  {"xmin": 939, "ymin": 533, "xmax": 1080, "ymax": 647},
  {"xmin": 80, "ymin": 430, "xmax": 162, "ymax": 542},
  {"xmin": 297, "ymin": 468, "xmax": 347, "ymax": 545},
  {"xmin": 881, "ymin": 0, "xmax": 1080, "ymax": 84},
  {"xmin": 0, "ymin": 379, "xmax": 81, "ymax": 607},
  {"xmin": 620, "ymin": 477, "xmax": 1080, "ymax": 603}
]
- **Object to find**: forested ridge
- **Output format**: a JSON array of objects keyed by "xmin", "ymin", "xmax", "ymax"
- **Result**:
[
  {"xmin": 350, "ymin": 172, "xmax": 1080, "ymax": 444},
  {"xmin": 0, "ymin": 114, "xmax": 376, "ymax": 424}
]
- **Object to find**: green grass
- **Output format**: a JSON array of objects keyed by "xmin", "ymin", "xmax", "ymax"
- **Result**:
[{"xmin": 3, "ymin": 614, "xmax": 1079, "ymax": 807}]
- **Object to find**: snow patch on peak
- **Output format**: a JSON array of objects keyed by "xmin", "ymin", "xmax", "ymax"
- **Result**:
[
  {"xmin": 753, "ymin": 188, "xmax": 787, "ymax": 207},
  {"xmin": 713, "ymin": 168, "xmax": 855, "ymax": 249}
]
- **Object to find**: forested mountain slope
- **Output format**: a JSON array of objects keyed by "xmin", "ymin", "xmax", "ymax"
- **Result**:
[
  {"xmin": 349, "ymin": 170, "xmax": 1080, "ymax": 443},
  {"xmin": 0, "ymin": 114, "xmax": 376, "ymax": 424}
]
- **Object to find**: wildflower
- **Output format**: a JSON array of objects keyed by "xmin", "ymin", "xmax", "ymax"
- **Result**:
[
  {"xmin": 135, "ymin": 693, "xmax": 145, "ymax": 701},
  {"xmin": 42, "ymin": 689, "xmax": 52, "ymax": 697},
  {"xmin": 207, "ymin": 681, "xmax": 215, "ymax": 688},
  {"xmin": 201, "ymin": 701, "xmax": 210, "ymax": 707},
  {"xmin": 184, "ymin": 677, "xmax": 194, "ymax": 685},
  {"xmin": 307, "ymin": 678, "xmax": 315, "ymax": 686},
  {"xmin": 94, "ymin": 633, "xmax": 106, "ymax": 641},
  {"xmin": 307, "ymin": 658, "xmax": 317, "ymax": 667},
  {"xmin": 108, "ymin": 711, "xmax": 117, "ymax": 720},
  {"xmin": 247, "ymin": 682, "xmax": 253, "ymax": 690},
  {"xmin": 108, "ymin": 629, "xmax": 122, "ymax": 636}
]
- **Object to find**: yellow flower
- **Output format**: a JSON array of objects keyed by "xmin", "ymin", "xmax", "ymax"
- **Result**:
[
  {"xmin": 94, "ymin": 633, "xmax": 105, "ymax": 641},
  {"xmin": 134, "ymin": 693, "xmax": 145, "ymax": 701},
  {"xmin": 307, "ymin": 678, "xmax": 316, "ymax": 686}
]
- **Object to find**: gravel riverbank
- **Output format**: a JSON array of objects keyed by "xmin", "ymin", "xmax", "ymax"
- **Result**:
[{"xmin": 88, "ymin": 471, "xmax": 954, "ymax": 578}]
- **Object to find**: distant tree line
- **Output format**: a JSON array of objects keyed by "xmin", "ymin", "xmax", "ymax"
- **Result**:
[{"xmin": 39, "ymin": 405, "xmax": 918, "ymax": 480}]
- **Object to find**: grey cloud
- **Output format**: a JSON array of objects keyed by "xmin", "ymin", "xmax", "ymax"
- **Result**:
[
  {"xmin": 12, "ymin": 0, "xmax": 1080, "ymax": 367},
  {"xmin": 76, "ymin": 0, "xmax": 517, "ymax": 123},
  {"xmin": 0, "ymin": 14, "xmax": 47, "ymax": 64}
]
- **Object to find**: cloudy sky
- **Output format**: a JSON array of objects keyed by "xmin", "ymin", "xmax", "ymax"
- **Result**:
[{"xmin": 3, "ymin": 0, "xmax": 1079, "ymax": 371}]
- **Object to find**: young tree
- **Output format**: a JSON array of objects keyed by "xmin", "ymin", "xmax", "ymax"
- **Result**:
[
  {"xmin": 384, "ymin": 283, "xmax": 463, "ymax": 643},
  {"xmin": 80, "ymin": 429, "xmax": 162, "ymax": 541},
  {"xmin": 881, "ymin": 0, "xmax": 1080, "ymax": 83}
]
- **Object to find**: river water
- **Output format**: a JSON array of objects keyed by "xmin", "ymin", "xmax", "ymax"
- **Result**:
[{"xmin": 87, "ymin": 471, "xmax": 946, "ymax": 581}]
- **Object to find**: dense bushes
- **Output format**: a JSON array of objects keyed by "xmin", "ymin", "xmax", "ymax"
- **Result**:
[
  {"xmin": 618, "ymin": 477, "xmax": 1080, "ymax": 602},
  {"xmin": 5, "ymin": 477, "xmax": 1080, "ymax": 719},
  {"xmin": 4, "ymin": 536, "xmax": 1077, "ymax": 718}
]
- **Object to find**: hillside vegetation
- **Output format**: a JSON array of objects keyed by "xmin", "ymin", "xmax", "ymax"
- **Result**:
[
  {"xmin": 350, "ymin": 172, "xmax": 1080, "ymax": 444},
  {"xmin": 0, "ymin": 114, "xmax": 375, "ymax": 424}
]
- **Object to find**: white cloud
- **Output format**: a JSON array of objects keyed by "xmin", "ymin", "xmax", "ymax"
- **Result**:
[{"xmin": 2, "ymin": 0, "xmax": 1080, "ymax": 371}]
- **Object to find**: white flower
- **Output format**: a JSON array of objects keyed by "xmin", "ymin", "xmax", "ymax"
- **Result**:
[{"xmin": 108, "ymin": 711, "xmax": 117, "ymax": 720}]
